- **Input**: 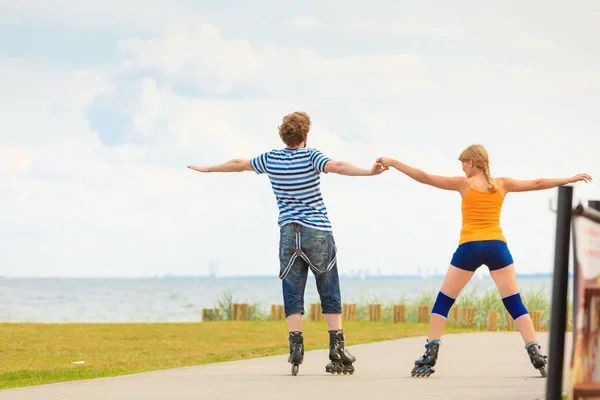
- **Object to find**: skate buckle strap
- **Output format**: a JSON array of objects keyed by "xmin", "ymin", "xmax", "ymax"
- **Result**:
[{"xmin": 279, "ymin": 230, "xmax": 337, "ymax": 280}]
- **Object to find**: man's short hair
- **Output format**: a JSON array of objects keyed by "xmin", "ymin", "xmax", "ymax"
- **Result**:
[{"xmin": 279, "ymin": 111, "xmax": 311, "ymax": 147}]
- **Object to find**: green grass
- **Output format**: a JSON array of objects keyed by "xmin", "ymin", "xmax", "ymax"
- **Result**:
[
  {"xmin": 0, "ymin": 321, "xmax": 476, "ymax": 390},
  {"xmin": 0, "ymin": 288, "xmax": 568, "ymax": 390}
]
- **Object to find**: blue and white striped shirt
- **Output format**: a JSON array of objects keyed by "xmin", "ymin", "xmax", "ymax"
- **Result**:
[{"xmin": 251, "ymin": 147, "xmax": 333, "ymax": 231}]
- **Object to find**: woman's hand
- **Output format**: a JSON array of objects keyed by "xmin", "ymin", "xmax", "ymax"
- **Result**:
[
  {"xmin": 570, "ymin": 173, "xmax": 593, "ymax": 183},
  {"xmin": 376, "ymin": 157, "xmax": 396, "ymax": 169}
]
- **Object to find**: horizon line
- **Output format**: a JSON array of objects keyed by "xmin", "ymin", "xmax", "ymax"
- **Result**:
[{"xmin": 0, "ymin": 273, "xmax": 564, "ymax": 280}]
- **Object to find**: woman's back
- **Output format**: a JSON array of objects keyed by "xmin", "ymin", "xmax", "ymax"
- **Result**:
[{"xmin": 459, "ymin": 176, "xmax": 506, "ymax": 245}]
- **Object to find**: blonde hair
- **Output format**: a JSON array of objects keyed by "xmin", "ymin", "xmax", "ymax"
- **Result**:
[
  {"xmin": 458, "ymin": 144, "xmax": 498, "ymax": 192},
  {"xmin": 279, "ymin": 111, "xmax": 311, "ymax": 147}
]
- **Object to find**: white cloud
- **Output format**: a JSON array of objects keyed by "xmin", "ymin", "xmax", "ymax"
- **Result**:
[
  {"xmin": 118, "ymin": 24, "xmax": 261, "ymax": 95},
  {"xmin": 1, "ymin": 2, "xmax": 599, "ymax": 279}
]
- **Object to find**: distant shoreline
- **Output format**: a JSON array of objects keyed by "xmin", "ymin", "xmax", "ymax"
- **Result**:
[{"xmin": 0, "ymin": 273, "xmax": 565, "ymax": 280}]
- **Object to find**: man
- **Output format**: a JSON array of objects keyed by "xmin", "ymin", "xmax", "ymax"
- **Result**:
[{"xmin": 188, "ymin": 111, "xmax": 386, "ymax": 375}]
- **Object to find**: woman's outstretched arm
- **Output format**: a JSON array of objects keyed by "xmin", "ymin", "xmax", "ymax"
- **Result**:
[
  {"xmin": 377, "ymin": 157, "xmax": 468, "ymax": 192},
  {"xmin": 499, "ymin": 174, "xmax": 592, "ymax": 193}
]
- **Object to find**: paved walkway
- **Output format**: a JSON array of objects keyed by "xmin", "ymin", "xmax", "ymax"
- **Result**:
[{"xmin": 0, "ymin": 332, "xmax": 572, "ymax": 400}]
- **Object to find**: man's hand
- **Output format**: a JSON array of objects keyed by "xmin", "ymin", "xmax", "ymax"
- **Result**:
[{"xmin": 187, "ymin": 165, "xmax": 211, "ymax": 173}]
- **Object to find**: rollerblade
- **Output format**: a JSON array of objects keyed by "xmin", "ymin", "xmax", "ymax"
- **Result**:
[
  {"xmin": 325, "ymin": 329, "xmax": 356, "ymax": 375},
  {"xmin": 525, "ymin": 341, "xmax": 548, "ymax": 377},
  {"xmin": 288, "ymin": 331, "xmax": 304, "ymax": 376},
  {"xmin": 411, "ymin": 339, "xmax": 441, "ymax": 377}
]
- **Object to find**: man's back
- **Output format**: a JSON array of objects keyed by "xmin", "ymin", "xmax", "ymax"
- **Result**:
[{"xmin": 251, "ymin": 147, "xmax": 332, "ymax": 231}]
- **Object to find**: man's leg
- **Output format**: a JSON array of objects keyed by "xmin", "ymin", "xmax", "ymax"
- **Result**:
[
  {"xmin": 315, "ymin": 261, "xmax": 343, "ymax": 330},
  {"xmin": 282, "ymin": 258, "xmax": 309, "ymax": 375},
  {"xmin": 279, "ymin": 224, "xmax": 309, "ymax": 375},
  {"xmin": 312, "ymin": 235, "xmax": 355, "ymax": 374},
  {"xmin": 279, "ymin": 224, "xmax": 309, "ymax": 330},
  {"xmin": 282, "ymin": 258, "xmax": 309, "ymax": 331}
]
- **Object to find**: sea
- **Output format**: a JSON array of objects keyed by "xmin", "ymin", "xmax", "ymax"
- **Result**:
[{"xmin": 0, "ymin": 275, "xmax": 567, "ymax": 323}]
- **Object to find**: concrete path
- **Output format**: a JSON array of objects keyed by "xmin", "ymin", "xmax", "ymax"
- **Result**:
[{"xmin": 0, "ymin": 332, "xmax": 572, "ymax": 400}]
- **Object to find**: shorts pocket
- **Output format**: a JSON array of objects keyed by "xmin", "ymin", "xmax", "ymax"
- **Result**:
[{"xmin": 302, "ymin": 234, "xmax": 336, "ymax": 276}]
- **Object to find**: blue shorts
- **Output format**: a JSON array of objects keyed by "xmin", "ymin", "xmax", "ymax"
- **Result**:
[{"xmin": 450, "ymin": 240, "xmax": 514, "ymax": 272}]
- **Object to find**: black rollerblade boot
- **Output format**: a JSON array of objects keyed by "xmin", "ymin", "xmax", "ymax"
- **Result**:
[
  {"xmin": 525, "ymin": 341, "xmax": 548, "ymax": 377},
  {"xmin": 325, "ymin": 329, "xmax": 356, "ymax": 375},
  {"xmin": 288, "ymin": 331, "xmax": 304, "ymax": 376},
  {"xmin": 411, "ymin": 339, "xmax": 441, "ymax": 377}
]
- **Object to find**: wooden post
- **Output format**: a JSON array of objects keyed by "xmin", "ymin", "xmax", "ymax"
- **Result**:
[
  {"xmin": 369, "ymin": 304, "xmax": 382, "ymax": 322},
  {"xmin": 467, "ymin": 308, "xmax": 475, "ymax": 327},
  {"xmin": 393, "ymin": 304, "xmax": 406, "ymax": 323},
  {"xmin": 460, "ymin": 307, "xmax": 475, "ymax": 327},
  {"xmin": 231, "ymin": 303, "xmax": 248, "ymax": 321},
  {"xmin": 343, "ymin": 303, "xmax": 357, "ymax": 321},
  {"xmin": 487, "ymin": 309, "xmax": 498, "ymax": 331},
  {"xmin": 449, "ymin": 306, "xmax": 460, "ymax": 324},
  {"xmin": 531, "ymin": 310, "xmax": 541, "ymax": 331},
  {"xmin": 271, "ymin": 305, "xmax": 285, "ymax": 320},
  {"xmin": 202, "ymin": 308, "xmax": 217, "ymax": 321},
  {"xmin": 418, "ymin": 305, "xmax": 431, "ymax": 323},
  {"xmin": 310, "ymin": 303, "xmax": 323, "ymax": 321},
  {"xmin": 203, "ymin": 308, "xmax": 219, "ymax": 321}
]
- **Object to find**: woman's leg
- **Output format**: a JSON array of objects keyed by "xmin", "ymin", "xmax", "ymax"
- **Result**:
[
  {"xmin": 428, "ymin": 265, "xmax": 475, "ymax": 341},
  {"xmin": 489, "ymin": 264, "xmax": 537, "ymax": 344}
]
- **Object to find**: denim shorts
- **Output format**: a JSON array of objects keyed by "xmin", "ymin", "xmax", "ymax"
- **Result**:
[
  {"xmin": 279, "ymin": 223, "xmax": 342, "ymax": 317},
  {"xmin": 450, "ymin": 240, "xmax": 514, "ymax": 272}
]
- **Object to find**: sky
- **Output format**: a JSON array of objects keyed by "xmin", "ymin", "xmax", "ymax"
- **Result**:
[{"xmin": 1, "ymin": 1, "xmax": 599, "ymax": 278}]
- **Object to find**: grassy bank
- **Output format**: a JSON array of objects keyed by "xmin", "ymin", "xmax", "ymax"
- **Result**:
[
  {"xmin": 211, "ymin": 288, "xmax": 568, "ymax": 331},
  {"xmin": 0, "ymin": 321, "xmax": 475, "ymax": 390}
]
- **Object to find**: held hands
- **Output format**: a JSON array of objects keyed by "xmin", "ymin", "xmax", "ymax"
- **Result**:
[
  {"xmin": 371, "ymin": 161, "xmax": 388, "ymax": 175},
  {"xmin": 187, "ymin": 165, "xmax": 210, "ymax": 173},
  {"xmin": 376, "ymin": 157, "xmax": 396, "ymax": 169},
  {"xmin": 570, "ymin": 173, "xmax": 593, "ymax": 183}
]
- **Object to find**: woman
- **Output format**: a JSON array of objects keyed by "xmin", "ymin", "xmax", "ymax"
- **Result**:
[{"xmin": 377, "ymin": 145, "xmax": 592, "ymax": 378}]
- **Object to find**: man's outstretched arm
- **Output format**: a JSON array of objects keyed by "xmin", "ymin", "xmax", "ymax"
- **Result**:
[
  {"xmin": 187, "ymin": 159, "xmax": 255, "ymax": 173},
  {"xmin": 323, "ymin": 160, "xmax": 387, "ymax": 176}
]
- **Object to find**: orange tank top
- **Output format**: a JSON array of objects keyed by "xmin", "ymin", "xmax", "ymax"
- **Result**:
[{"xmin": 458, "ymin": 179, "xmax": 506, "ymax": 245}]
